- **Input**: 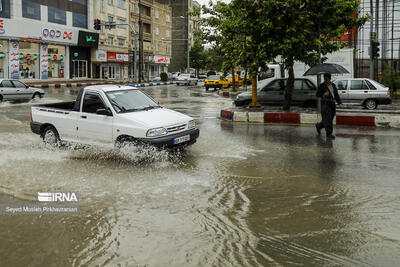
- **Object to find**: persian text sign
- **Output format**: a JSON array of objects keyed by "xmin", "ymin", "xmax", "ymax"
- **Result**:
[
  {"xmin": 9, "ymin": 41, "xmax": 19, "ymax": 79},
  {"xmin": 153, "ymin": 55, "xmax": 170, "ymax": 64},
  {"xmin": 40, "ymin": 44, "xmax": 48, "ymax": 80}
]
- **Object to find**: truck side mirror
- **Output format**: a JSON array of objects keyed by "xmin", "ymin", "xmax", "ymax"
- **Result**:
[{"xmin": 96, "ymin": 108, "xmax": 112, "ymax": 116}]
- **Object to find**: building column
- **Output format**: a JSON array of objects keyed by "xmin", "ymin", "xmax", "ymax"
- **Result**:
[{"xmin": 65, "ymin": 47, "xmax": 70, "ymax": 79}]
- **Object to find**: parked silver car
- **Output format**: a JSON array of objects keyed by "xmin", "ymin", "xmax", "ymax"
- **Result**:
[
  {"xmin": 176, "ymin": 74, "xmax": 199, "ymax": 86},
  {"xmin": 333, "ymin": 78, "xmax": 391, "ymax": 110},
  {"xmin": 0, "ymin": 79, "xmax": 45, "ymax": 103},
  {"xmin": 235, "ymin": 78, "xmax": 317, "ymax": 107}
]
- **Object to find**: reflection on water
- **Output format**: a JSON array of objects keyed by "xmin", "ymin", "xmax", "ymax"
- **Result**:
[{"xmin": 0, "ymin": 85, "xmax": 399, "ymax": 266}]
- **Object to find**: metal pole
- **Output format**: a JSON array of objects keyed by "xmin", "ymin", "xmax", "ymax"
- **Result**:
[
  {"xmin": 391, "ymin": 0, "xmax": 394, "ymax": 67},
  {"xmin": 375, "ymin": 0, "xmax": 379, "ymax": 80},
  {"xmin": 187, "ymin": 39, "xmax": 190, "ymax": 72},
  {"xmin": 369, "ymin": 0, "xmax": 374, "ymax": 79},
  {"xmin": 139, "ymin": 0, "xmax": 144, "ymax": 82}
]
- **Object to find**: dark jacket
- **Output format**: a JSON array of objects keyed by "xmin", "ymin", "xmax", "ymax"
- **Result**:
[{"xmin": 316, "ymin": 82, "xmax": 342, "ymax": 105}]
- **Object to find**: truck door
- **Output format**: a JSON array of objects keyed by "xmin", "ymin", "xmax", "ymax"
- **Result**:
[{"xmin": 77, "ymin": 92, "xmax": 113, "ymax": 144}]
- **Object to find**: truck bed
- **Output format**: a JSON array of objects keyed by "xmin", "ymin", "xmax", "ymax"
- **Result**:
[{"xmin": 34, "ymin": 101, "xmax": 76, "ymax": 111}]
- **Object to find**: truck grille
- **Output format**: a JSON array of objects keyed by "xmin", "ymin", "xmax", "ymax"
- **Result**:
[{"xmin": 167, "ymin": 124, "xmax": 186, "ymax": 133}]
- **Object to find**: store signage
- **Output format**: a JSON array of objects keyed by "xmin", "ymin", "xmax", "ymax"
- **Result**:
[
  {"xmin": 107, "ymin": 52, "xmax": 129, "ymax": 62},
  {"xmin": 77, "ymin": 31, "xmax": 99, "ymax": 48},
  {"xmin": 0, "ymin": 19, "xmax": 5, "ymax": 34},
  {"xmin": 9, "ymin": 41, "xmax": 19, "ymax": 79},
  {"xmin": 153, "ymin": 55, "xmax": 170, "ymax": 64},
  {"xmin": 40, "ymin": 44, "xmax": 48, "ymax": 80},
  {"xmin": 96, "ymin": 50, "xmax": 107, "ymax": 62}
]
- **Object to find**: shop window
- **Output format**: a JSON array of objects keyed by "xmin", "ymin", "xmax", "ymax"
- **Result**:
[
  {"xmin": 0, "ymin": 40, "xmax": 7, "ymax": 78},
  {"xmin": 73, "ymin": 13, "xmax": 88, "ymax": 28},
  {"xmin": 19, "ymin": 42, "xmax": 40, "ymax": 79},
  {"xmin": 22, "ymin": 0, "xmax": 41, "ymax": 20},
  {"xmin": 48, "ymin": 6, "xmax": 66, "ymax": 25},
  {"xmin": 48, "ymin": 45, "xmax": 66, "ymax": 79},
  {"xmin": 0, "ymin": 0, "xmax": 10, "ymax": 18}
]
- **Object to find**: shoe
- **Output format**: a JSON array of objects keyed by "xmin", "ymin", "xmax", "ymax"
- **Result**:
[
  {"xmin": 315, "ymin": 124, "xmax": 321, "ymax": 135},
  {"xmin": 326, "ymin": 135, "xmax": 335, "ymax": 140}
]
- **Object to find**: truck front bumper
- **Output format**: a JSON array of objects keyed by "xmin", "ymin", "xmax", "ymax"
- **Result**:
[{"xmin": 137, "ymin": 128, "xmax": 200, "ymax": 148}]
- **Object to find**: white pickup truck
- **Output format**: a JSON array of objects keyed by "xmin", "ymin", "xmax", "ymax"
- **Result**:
[{"xmin": 30, "ymin": 85, "xmax": 199, "ymax": 148}]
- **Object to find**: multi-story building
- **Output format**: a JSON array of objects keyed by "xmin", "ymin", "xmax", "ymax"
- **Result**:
[
  {"xmin": 92, "ymin": 0, "xmax": 131, "ymax": 79},
  {"xmin": 355, "ymin": 0, "xmax": 400, "ymax": 79},
  {"xmin": 92, "ymin": 0, "xmax": 172, "ymax": 80},
  {"xmin": 0, "ymin": 0, "xmax": 97, "ymax": 80},
  {"xmin": 170, "ymin": 0, "xmax": 200, "ymax": 73}
]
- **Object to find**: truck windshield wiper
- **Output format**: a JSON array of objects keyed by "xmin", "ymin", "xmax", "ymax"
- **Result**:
[{"xmin": 110, "ymin": 99, "xmax": 126, "ymax": 113}]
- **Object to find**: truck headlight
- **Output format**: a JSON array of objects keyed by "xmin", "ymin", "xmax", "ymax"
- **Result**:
[
  {"xmin": 188, "ymin": 120, "xmax": 196, "ymax": 129},
  {"xmin": 146, "ymin": 127, "xmax": 168, "ymax": 137}
]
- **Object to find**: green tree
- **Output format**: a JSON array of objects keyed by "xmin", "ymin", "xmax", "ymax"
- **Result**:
[
  {"xmin": 189, "ymin": 39, "xmax": 207, "ymax": 76},
  {"xmin": 265, "ymin": 0, "xmax": 367, "ymax": 110}
]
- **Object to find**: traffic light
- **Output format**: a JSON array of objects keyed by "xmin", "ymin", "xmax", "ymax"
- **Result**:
[
  {"xmin": 372, "ymin": 41, "xmax": 380, "ymax": 59},
  {"xmin": 94, "ymin": 19, "xmax": 101, "ymax": 30}
]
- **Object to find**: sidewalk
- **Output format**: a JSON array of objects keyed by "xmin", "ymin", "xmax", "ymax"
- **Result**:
[{"xmin": 220, "ymin": 107, "xmax": 400, "ymax": 128}]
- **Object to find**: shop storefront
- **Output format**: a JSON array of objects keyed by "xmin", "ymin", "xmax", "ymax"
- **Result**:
[
  {"xmin": 150, "ymin": 55, "xmax": 170, "ymax": 78},
  {"xmin": 0, "ymin": 18, "xmax": 97, "ymax": 80},
  {"xmin": 0, "ymin": 40, "xmax": 8, "ymax": 78},
  {"xmin": 70, "ymin": 31, "xmax": 98, "ymax": 79},
  {"xmin": 100, "ymin": 52, "xmax": 130, "ymax": 79}
]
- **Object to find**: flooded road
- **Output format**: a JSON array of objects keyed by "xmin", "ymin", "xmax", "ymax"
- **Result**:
[{"xmin": 1, "ymin": 85, "xmax": 400, "ymax": 266}]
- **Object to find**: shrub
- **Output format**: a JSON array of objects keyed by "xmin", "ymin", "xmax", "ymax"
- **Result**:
[
  {"xmin": 382, "ymin": 63, "xmax": 400, "ymax": 92},
  {"xmin": 160, "ymin": 72, "xmax": 168, "ymax": 82},
  {"xmin": 207, "ymin": 71, "xmax": 216, "ymax": 76}
]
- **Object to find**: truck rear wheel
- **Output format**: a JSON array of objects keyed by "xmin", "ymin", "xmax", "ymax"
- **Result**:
[{"xmin": 42, "ymin": 126, "xmax": 60, "ymax": 147}]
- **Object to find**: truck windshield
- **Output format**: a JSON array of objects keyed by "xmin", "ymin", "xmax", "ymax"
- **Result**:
[{"xmin": 106, "ymin": 89, "xmax": 160, "ymax": 113}]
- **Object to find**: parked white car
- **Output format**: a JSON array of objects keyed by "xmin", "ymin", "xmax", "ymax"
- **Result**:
[
  {"xmin": 30, "ymin": 85, "xmax": 200, "ymax": 148},
  {"xmin": 333, "ymin": 78, "xmax": 391, "ymax": 109},
  {"xmin": 0, "ymin": 79, "xmax": 45, "ymax": 102},
  {"xmin": 176, "ymin": 74, "xmax": 199, "ymax": 86}
]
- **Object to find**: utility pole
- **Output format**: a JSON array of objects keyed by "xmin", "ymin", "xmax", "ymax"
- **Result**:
[
  {"xmin": 375, "ymin": 0, "xmax": 379, "ymax": 80},
  {"xmin": 369, "ymin": 0, "xmax": 374, "ymax": 79},
  {"xmin": 139, "ymin": 0, "xmax": 144, "ymax": 82}
]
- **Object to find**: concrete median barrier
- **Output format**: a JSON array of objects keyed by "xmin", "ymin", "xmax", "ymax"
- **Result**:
[{"xmin": 220, "ymin": 108, "xmax": 400, "ymax": 128}]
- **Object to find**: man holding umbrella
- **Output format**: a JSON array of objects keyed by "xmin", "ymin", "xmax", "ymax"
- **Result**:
[{"xmin": 316, "ymin": 73, "xmax": 343, "ymax": 139}]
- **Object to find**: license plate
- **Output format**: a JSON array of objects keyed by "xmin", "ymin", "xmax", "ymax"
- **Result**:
[{"xmin": 174, "ymin": 135, "xmax": 190, "ymax": 144}]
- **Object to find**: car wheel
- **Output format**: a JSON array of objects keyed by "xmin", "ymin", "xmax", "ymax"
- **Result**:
[
  {"xmin": 32, "ymin": 92, "xmax": 42, "ymax": 100},
  {"xmin": 195, "ymin": 81, "xmax": 198, "ymax": 86},
  {"xmin": 42, "ymin": 126, "xmax": 61, "ymax": 148},
  {"xmin": 364, "ymin": 99, "xmax": 377, "ymax": 110}
]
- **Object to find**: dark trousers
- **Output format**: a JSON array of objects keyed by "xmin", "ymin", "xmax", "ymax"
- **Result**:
[{"xmin": 316, "ymin": 100, "xmax": 336, "ymax": 136}]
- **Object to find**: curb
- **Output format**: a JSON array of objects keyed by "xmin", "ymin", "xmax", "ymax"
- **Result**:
[
  {"xmin": 220, "ymin": 109, "xmax": 400, "ymax": 128},
  {"xmin": 29, "ymin": 81, "xmax": 177, "ymax": 89}
]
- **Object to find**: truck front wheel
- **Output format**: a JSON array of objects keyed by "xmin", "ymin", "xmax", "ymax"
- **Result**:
[{"xmin": 42, "ymin": 126, "xmax": 60, "ymax": 148}]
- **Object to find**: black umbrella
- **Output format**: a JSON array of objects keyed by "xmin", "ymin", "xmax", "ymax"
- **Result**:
[{"xmin": 303, "ymin": 63, "xmax": 350, "ymax": 76}]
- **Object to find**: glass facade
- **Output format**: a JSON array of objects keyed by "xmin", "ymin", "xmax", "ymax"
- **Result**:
[
  {"xmin": 19, "ymin": 42, "xmax": 40, "ymax": 79},
  {"xmin": 73, "ymin": 13, "xmax": 88, "ymax": 28},
  {"xmin": 22, "ymin": 0, "xmax": 41, "ymax": 20},
  {"xmin": 0, "ymin": 40, "xmax": 8, "ymax": 78},
  {"xmin": 0, "ymin": 0, "xmax": 11, "ymax": 18},
  {"xmin": 48, "ymin": 6, "xmax": 66, "ymax": 25},
  {"xmin": 48, "ymin": 45, "xmax": 66, "ymax": 78}
]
